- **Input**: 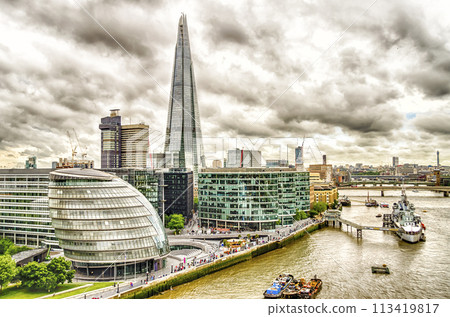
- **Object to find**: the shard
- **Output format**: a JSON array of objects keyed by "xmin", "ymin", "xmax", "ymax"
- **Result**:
[{"xmin": 164, "ymin": 13, "xmax": 205, "ymax": 185}]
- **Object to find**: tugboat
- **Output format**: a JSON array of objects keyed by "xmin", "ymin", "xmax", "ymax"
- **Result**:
[
  {"xmin": 282, "ymin": 278, "xmax": 305, "ymax": 299},
  {"xmin": 365, "ymin": 192, "xmax": 379, "ymax": 207},
  {"xmin": 339, "ymin": 195, "xmax": 351, "ymax": 206},
  {"xmin": 299, "ymin": 276, "xmax": 322, "ymax": 299},
  {"xmin": 391, "ymin": 186, "xmax": 426, "ymax": 243},
  {"xmin": 263, "ymin": 273, "xmax": 294, "ymax": 299}
]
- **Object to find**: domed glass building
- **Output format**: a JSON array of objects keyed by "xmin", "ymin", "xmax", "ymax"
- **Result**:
[{"xmin": 48, "ymin": 168, "xmax": 169, "ymax": 279}]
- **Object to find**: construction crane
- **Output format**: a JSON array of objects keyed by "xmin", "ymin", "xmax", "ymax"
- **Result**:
[
  {"xmin": 72, "ymin": 129, "xmax": 88, "ymax": 160},
  {"xmin": 66, "ymin": 130, "xmax": 77, "ymax": 162}
]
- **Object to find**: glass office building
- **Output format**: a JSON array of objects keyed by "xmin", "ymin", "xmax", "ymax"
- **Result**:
[
  {"xmin": 48, "ymin": 169, "xmax": 169, "ymax": 279},
  {"xmin": 198, "ymin": 168, "xmax": 310, "ymax": 231},
  {"xmin": 0, "ymin": 168, "xmax": 58, "ymax": 248},
  {"xmin": 164, "ymin": 14, "xmax": 206, "ymax": 186}
]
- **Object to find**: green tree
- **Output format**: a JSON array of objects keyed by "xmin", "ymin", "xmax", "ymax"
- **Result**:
[
  {"xmin": 167, "ymin": 214, "xmax": 185, "ymax": 235},
  {"xmin": 47, "ymin": 257, "xmax": 75, "ymax": 285},
  {"xmin": 5, "ymin": 245, "xmax": 30, "ymax": 256},
  {"xmin": 0, "ymin": 255, "xmax": 17, "ymax": 292},
  {"xmin": 312, "ymin": 202, "xmax": 327, "ymax": 213},
  {"xmin": 0, "ymin": 238, "xmax": 13, "ymax": 255},
  {"xmin": 193, "ymin": 197, "xmax": 199, "ymax": 211},
  {"xmin": 164, "ymin": 214, "xmax": 171, "ymax": 228},
  {"xmin": 18, "ymin": 262, "xmax": 57, "ymax": 292}
]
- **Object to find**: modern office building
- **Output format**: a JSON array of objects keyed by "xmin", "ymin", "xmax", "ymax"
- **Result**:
[
  {"xmin": 0, "ymin": 168, "xmax": 58, "ymax": 248},
  {"xmin": 198, "ymin": 168, "xmax": 310, "ymax": 230},
  {"xmin": 100, "ymin": 168, "xmax": 160, "ymax": 212},
  {"xmin": 48, "ymin": 168, "xmax": 169, "ymax": 279},
  {"xmin": 121, "ymin": 124, "xmax": 149, "ymax": 168},
  {"xmin": 227, "ymin": 149, "xmax": 262, "ymax": 168},
  {"xmin": 295, "ymin": 146, "xmax": 303, "ymax": 168},
  {"xmin": 99, "ymin": 109, "xmax": 122, "ymax": 168},
  {"xmin": 160, "ymin": 168, "xmax": 194, "ymax": 219},
  {"xmin": 164, "ymin": 14, "xmax": 205, "ymax": 186}
]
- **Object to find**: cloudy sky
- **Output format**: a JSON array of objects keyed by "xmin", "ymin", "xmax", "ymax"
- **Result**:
[{"xmin": 0, "ymin": 0, "xmax": 449, "ymax": 168}]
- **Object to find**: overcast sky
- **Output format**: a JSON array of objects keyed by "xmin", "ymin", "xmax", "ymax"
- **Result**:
[{"xmin": 0, "ymin": 0, "xmax": 449, "ymax": 168}]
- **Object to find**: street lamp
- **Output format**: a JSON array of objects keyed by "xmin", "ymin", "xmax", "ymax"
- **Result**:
[{"xmin": 146, "ymin": 271, "xmax": 149, "ymax": 282}]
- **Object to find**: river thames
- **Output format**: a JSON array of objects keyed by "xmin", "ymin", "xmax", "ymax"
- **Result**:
[{"xmin": 153, "ymin": 189, "xmax": 449, "ymax": 299}]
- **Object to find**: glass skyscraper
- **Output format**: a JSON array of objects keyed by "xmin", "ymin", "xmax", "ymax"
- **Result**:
[{"xmin": 164, "ymin": 14, "xmax": 205, "ymax": 186}]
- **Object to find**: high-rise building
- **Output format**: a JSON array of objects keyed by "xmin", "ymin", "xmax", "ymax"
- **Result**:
[
  {"xmin": 393, "ymin": 156, "xmax": 399, "ymax": 167},
  {"xmin": 164, "ymin": 14, "xmax": 205, "ymax": 186},
  {"xmin": 99, "ymin": 109, "xmax": 122, "ymax": 168},
  {"xmin": 227, "ymin": 149, "xmax": 262, "ymax": 168},
  {"xmin": 0, "ymin": 168, "xmax": 58, "ymax": 248},
  {"xmin": 295, "ymin": 146, "xmax": 303, "ymax": 167},
  {"xmin": 99, "ymin": 110, "xmax": 150, "ymax": 169},
  {"xmin": 121, "ymin": 124, "xmax": 149, "ymax": 168},
  {"xmin": 159, "ymin": 168, "xmax": 194, "ymax": 219},
  {"xmin": 25, "ymin": 156, "xmax": 37, "ymax": 169},
  {"xmin": 48, "ymin": 168, "xmax": 169, "ymax": 279}
]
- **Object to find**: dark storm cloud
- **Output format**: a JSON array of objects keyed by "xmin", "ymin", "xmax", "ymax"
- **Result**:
[{"xmin": 413, "ymin": 113, "xmax": 450, "ymax": 135}]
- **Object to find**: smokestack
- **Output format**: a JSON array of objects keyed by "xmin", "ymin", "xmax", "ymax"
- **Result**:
[{"xmin": 323, "ymin": 154, "xmax": 327, "ymax": 165}]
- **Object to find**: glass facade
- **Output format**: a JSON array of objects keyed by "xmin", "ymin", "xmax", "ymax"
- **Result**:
[
  {"xmin": 48, "ymin": 168, "xmax": 169, "ymax": 279},
  {"xmin": 0, "ymin": 169, "xmax": 58, "ymax": 248},
  {"xmin": 164, "ymin": 14, "xmax": 205, "ymax": 186},
  {"xmin": 198, "ymin": 168, "xmax": 310, "ymax": 231}
]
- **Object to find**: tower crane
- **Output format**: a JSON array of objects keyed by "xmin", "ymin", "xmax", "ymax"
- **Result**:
[
  {"xmin": 72, "ymin": 129, "xmax": 88, "ymax": 160},
  {"xmin": 66, "ymin": 130, "xmax": 77, "ymax": 163}
]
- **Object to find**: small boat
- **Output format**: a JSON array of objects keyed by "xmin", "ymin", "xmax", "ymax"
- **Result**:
[
  {"xmin": 412, "ymin": 189, "xmax": 419, "ymax": 193},
  {"xmin": 299, "ymin": 276, "xmax": 322, "ymax": 299},
  {"xmin": 339, "ymin": 196, "xmax": 351, "ymax": 207},
  {"xmin": 380, "ymin": 203, "xmax": 389, "ymax": 208},
  {"xmin": 282, "ymin": 278, "xmax": 305, "ymax": 299},
  {"xmin": 365, "ymin": 192, "xmax": 379, "ymax": 207},
  {"xmin": 372, "ymin": 265, "xmax": 390, "ymax": 274},
  {"xmin": 422, "ymin": 210, "xmax": 427, "ymax": 213},
  {"xmin": 376, "ymin": 214, "xmax": 382, "ymax": 218},
  {"xmin": 263, "ymin": 273, "xmax": 294, "ymax": 299}
]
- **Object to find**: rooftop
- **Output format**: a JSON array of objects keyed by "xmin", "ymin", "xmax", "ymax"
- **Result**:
[{"xmin": 50, "ymin": 168, "xmax": 115, "ymax": 181}]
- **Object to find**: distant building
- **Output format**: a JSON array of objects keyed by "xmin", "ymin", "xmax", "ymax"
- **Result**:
[
  {"xmin": 227, "ymin": 149, "xmax": 262, "ymax": 168},
  {"xmin": 393, "ymin": 156, "xmax": 399, "ymax": 167},
  {"xmin": 295, "ymin": 146, "xmax": 303, "ymax": 169},
  {"xmin": 266, "ymin": 159, "xmax": 289, "ymax": 167},
  {"xmin": 308, "ymin": 164, "xmax": 332, "ymax": 183},
  {"xmin": 48, "ymin": 168, "xmax": 169, "ymax": 279},
  {"xmin": 198, "ymin": 168, "xmax": 310, "ymax": 230},
  {"xmin": 25, "ymin": 156, "xmax": 37, "ymax": 169},
  {"xmin": 55, "ymin": 157, "xmax": 94, "ymax": 169},
  {"xmin": 0, "ymin": 168, "xmax": 58, "ymax": 248},
  {"xmin": 212, "ymin": 160, "xmax": 222, "ymax": 168}
]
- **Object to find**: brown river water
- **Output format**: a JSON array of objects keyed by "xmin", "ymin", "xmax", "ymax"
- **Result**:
[{"xmin": 153, "ymin": 189, "xmax": 450, "ymax": 299}]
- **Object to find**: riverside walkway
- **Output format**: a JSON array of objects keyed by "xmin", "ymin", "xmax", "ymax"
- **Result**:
[{"xmin": 69, "ymin": 218, "xmax": 322, "ymax": 299}]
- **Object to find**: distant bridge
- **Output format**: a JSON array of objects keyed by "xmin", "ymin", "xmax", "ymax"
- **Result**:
[{"xmin": 338, "ymin": 185, "xmax": 450, "ymax": 196}]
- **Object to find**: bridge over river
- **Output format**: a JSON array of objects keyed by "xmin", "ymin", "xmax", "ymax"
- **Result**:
[{"xmin": 338, "ymin": 185, "xmax": 449, "ymax": 196}]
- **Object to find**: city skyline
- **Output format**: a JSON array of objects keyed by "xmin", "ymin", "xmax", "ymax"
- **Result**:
[{"xmin": 0, "ymin": 0, "xmax": 449, "ymax": 168}]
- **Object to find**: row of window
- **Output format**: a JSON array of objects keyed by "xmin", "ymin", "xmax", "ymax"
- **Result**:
[
  {"xmin": 60, "ymin": 236, "xmax": 156, "ymax": 252},
  {"xmin": 51, "ymin": 217, "xmax": 151, "ymax": 231},
  {"xmin": 54, "ymin": 226, "xmax": 157, "ymax": 241},
  {"xmin": 64, "ymin": 247, "xmax": 160, "ymax": 262},
  {"xmin": 49, "ymin": 207, "xmax": 150, "ymax": 220}
]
